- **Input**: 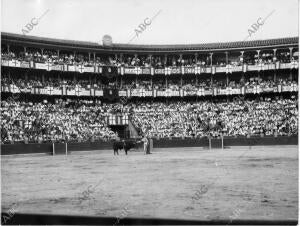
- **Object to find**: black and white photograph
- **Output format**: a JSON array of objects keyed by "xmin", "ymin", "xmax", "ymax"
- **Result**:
[{"xmin": 0, "ymin": 0, "xmax": 299, "ymax": 225}]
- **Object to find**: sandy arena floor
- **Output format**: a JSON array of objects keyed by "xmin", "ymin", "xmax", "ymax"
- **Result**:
[{"xmin": 1, "ymin": 145, "xmax": 298, "ymax": 221}]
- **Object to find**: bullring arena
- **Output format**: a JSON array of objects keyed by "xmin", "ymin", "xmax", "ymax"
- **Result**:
[
  {"xmin": 2, "ymin": 145, "xmax": 298, "ymax": 223},
  {"xmin": 1, "ymin": 1, "xmax": 299, "ymax": 224}
]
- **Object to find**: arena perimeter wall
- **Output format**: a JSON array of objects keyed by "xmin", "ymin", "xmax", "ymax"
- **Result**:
[{"xmin": 1, "ymin": 136, "xmax": 298, "ymax": 155}]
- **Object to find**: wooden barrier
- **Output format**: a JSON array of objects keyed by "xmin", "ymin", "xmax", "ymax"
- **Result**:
[{"xmin": 1, "ymin": 136, "xmax": 298, "ymax": 155}]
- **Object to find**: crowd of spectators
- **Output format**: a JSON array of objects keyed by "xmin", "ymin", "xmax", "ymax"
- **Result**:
[
  {"xmin": 129, "ymin": 97, "xmax": 298, "ymax": 138},
  {"xmin": 1, "ymin": 99, "xmax": 119, "ymax": 143},
  {"xmin": 1, "ymin": 95, "xmax": 297, "ymax": 143},
  {"xmin": 2, "ymin": 74, "xmax": 297, "ymax": 93},
  {"xmin": 1, "ymin": 50, "xmax": 105, "ymax": 66},
  {"xmin": 1, "ymin": 48, "xmax": 297, "ymax": 68},
  {"xmin": 1, "ymin": 76, "xmax": 114, "ymax": 90}
]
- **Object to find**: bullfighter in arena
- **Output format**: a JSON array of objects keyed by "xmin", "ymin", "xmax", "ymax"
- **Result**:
[{"xmin": 142, "ymin": 136, "xmax": 149, "ymax": 154}]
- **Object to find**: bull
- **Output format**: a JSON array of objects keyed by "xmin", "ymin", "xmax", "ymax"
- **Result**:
[{"xmin": 113, "ymin": 140, "xmax": 140, "ymax": 155}]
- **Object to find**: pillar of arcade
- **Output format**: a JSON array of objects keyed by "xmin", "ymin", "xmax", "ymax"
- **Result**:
[
  {"xmin": 210, "ymin": 53, "xmax": 213, "ymax": 85},
  {"xmin": 256, "ymin": 50, "xmax": 261, "ymax": 79},
  {"xmin": 225, "ymin": 51, "xmax": 229, "ymax": 86},
  {"xmin": 273, "ymin": 49, "xmax": 277, "ymax": 82},
  {"xmin": 240, "ymin": 51, "xmax": 245, "ymax": 82},
  {"xmin": 289, "ymin": 47, "xmax": 293, "ymax": 80}
]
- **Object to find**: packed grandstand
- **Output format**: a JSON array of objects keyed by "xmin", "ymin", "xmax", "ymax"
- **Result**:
[{"xmin": 1, "ymin": 33, "xmax": 298, "ymax": 143}]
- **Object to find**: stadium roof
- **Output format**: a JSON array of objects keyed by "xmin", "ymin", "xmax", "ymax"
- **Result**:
[{"xmin": 1, "ymin": 32, "xmax": 298, "ymax": 54}]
